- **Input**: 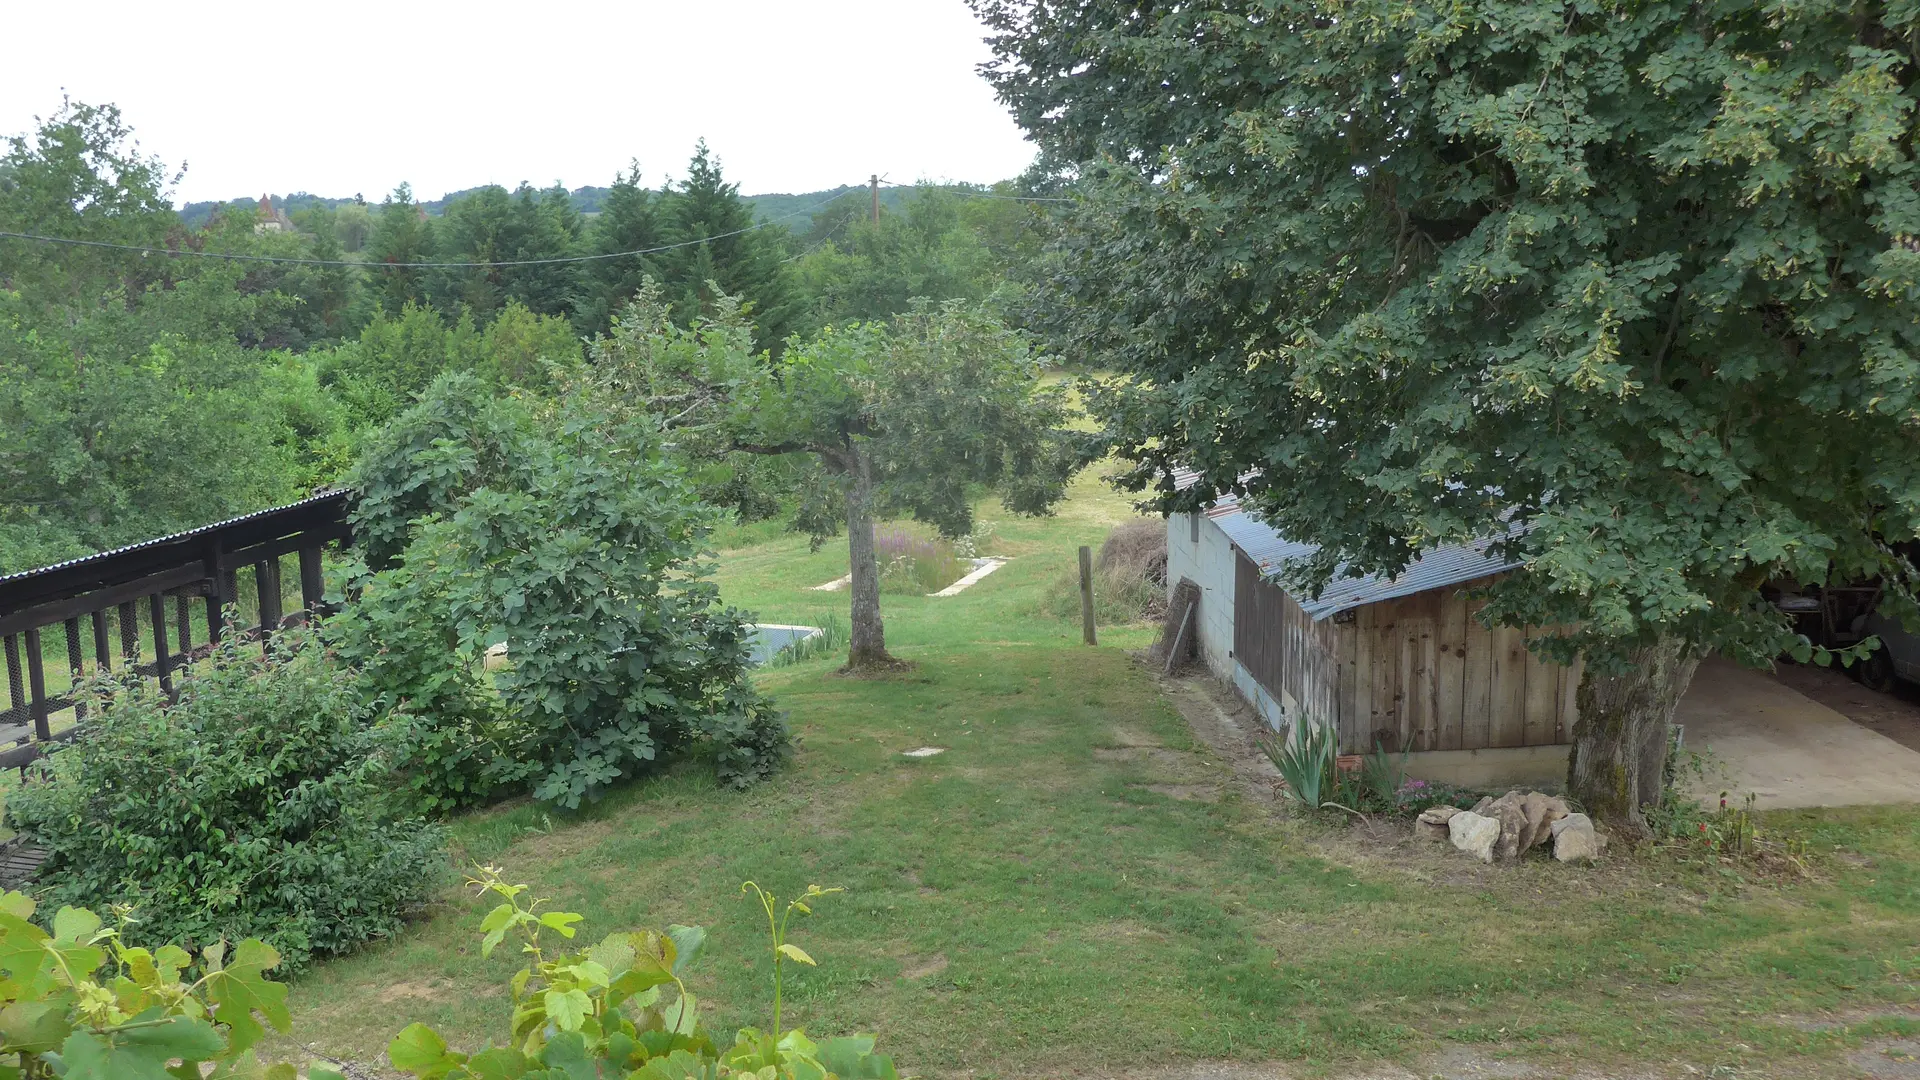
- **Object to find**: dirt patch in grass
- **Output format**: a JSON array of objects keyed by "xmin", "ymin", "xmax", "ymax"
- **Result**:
[
  {"xmin": 1144, "ymin": 783, "xmax": 1218, "ymax": 802},
  {"xmin": 1856, "ymin": 1041, "xmax": 1920, "ymax": 1079},
  {"xmin": 900, "ymin": 954, "xmax": 949, "ymax": 981},
  {"xmin": 376, "ymin": 980, "xmax": 453, "ymax": 1004},
  {"xmin": 834, "ymin": 657, "xmax": 920, "ymax": 678},
  {"xmin": 1093, "ymin": 745, "xmax": 1190, "ymax": 768}
]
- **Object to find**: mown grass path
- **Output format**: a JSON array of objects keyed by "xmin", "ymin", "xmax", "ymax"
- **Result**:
[{"xmin": 285, "ymin": 470, "xmax": 1920, "ymax": 1078}]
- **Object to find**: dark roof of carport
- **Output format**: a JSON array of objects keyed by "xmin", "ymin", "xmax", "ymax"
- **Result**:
[{"xmin": 1212, "ymin": 507, "xmax": 1523, "ymax": 621}]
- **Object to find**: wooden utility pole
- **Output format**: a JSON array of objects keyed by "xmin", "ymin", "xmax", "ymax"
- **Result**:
[
  {"xmin": 1078, "ymin": 545, "xmax": 1097, "ymax": 646},
  {"xmin": 871, "ymin": 174, "xmax": 880, "ymax": 224}
]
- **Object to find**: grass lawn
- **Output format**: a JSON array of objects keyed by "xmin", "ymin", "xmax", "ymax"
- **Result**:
[{"xmin": 282, "ymin": 467, "xmax": 1920, "ymax": 1078}]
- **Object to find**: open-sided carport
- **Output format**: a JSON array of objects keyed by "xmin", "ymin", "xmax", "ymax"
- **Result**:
[{"xmin": 1676, "ymin": 656, "xmax": 1920, "ymax": 809}]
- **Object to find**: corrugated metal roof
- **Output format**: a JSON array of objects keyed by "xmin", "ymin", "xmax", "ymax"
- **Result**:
[
  {"xmin": 0, "ymin": 490, "xmax": 349, "ymax": 587},
  {"xmin": 1214, "ymin": 506, "xmax": 1522, "ymax": 621}
]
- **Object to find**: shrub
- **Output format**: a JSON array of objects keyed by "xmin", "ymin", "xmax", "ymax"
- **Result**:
[
  {"xmin": 0, "ymin": 891, "xmax": 316, "ymax": 1079},
  {"xmin": 1256, "ymin": 718, "xmax": 1340, "ymax": 808},
  {"xmin": 1042, "ymin": 517, "xmax": 1168, "ymax": 625},
  {"xmin": 874, "ymin": 524, "xmax": 965, "ymax": 594},
  {"xmin": 329, "ymin": 553, "xmax": 538, "ymax": 816},
  {"xmin": 6, "ymin": 629, "xmax": 446, "ymax": 972},
  {"xmin": 344, "ymin": 374, "xmax": 791, "ymax": 809},
  {"xmin": 384, "ymin": 869, "xmax": 899, "ymax": 1080}
]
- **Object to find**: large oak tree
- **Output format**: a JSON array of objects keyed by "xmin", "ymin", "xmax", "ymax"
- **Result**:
[{"xmin": 974, "ymin": 0, "xmax": 1920, "ymax": 833}]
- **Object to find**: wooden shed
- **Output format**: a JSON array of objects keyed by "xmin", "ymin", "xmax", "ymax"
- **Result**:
[{"xmin": 1166, "ymin": 497, "xmax": 1580, "ymax": 762}]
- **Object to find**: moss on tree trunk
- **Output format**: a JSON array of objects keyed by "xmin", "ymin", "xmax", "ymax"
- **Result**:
[{"xmin": 1567, "ymin": 637, "xmax": 1700, "ymax": 839}]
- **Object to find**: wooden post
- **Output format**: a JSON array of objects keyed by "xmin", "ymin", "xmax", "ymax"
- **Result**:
[
  {"xmin": 1078, "ymin": 545, "xmax": 1097, "ymax": 646},
  {"xmin": 870, "ymin": 174, "xmax": 880, "ymax": 224},
  {"xmin": 117, "ymin": 602, "xmax": 138, "ymax": 662},
  {"xmin": 298, "ymin": 545, "xmax": 326, "ymax": 619},
  {"xmin": 91, "ymin": 610, "xmax": 111, "ymax": 672},
  {"xmin": 1164, "ymin": 595, "xmax": 1197, "ymax": 677},
  {"xmin": 23, "ymin": 629, "xmax": 49, "ymax": 742},
  {"xmin": 256, "ymin": 558, "xmax": 282, "ymax": 644},
  {"xmin": 5, "ymin": 635, "xmax": 28, "ymax": 733},
  {"xmin": 149, "ymin": 593, "xmax": 172, "ymax": 697},
  {"xmin": 63, "ymin": 619, "xmax": 85, "ymax": 721}
]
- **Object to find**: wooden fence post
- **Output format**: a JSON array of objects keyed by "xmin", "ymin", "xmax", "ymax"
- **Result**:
[{"xmin": 1078, "ymin": 545, "xmax": 1097, "ymax": 646}]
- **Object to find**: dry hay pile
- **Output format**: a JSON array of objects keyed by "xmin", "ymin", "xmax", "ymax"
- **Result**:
[{"xmin": 1045, "ymin": 518, "xmax": 1170, "ymax": 625}]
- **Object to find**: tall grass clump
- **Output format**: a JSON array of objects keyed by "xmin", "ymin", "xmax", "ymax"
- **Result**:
[
  {"xmin": 875, "ymin": 524, "xmax": 965, "ymax": 594},
  {"xmin": 767, "ymin": 614, "xmax": 847, "ymax": 667}
]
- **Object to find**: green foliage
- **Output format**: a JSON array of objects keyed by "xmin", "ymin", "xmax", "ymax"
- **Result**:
[
  {"xmin": 430, "ymin": 182, "xmax": 584, "ymax": 321},
  {"xmin": 795, "ymin": 187, "xmax": 1000, "ymax": 324},
  {"xmin": 0, "ymin": 101, "xmax": 339, "ymax": 573},
  {"xmin": 329, "ymin": 547, "xmax": 537, "ymax": 816},
  {"xmin": 315, "ymin": 300, "xmax": 580, "ymax": 432},
  {"xmin": 571, "ymin": 285, "xmax": 797, "ymax": 521},
  {"xmin": 1357, "ymin": 740, "xmax": 1410, "ymax": 811},
  {"xmin": 575, "ymin": 163, "xmax": 665, "ymax": 337},
  {"xmin": 584, "ymin": 287, "xmax": 1081, "ymax": 663},
  {"xmin": 0, "ymin": 890, "xmax": 304, "ymax": 1080},
  {"xmin": 342, "ymin": 374, "xmax": 790, "ymax": 808},
  {"xmin": 745, "ymin": 302, "xmax": 1080, "ymax": 543},
  {"xmin": 872, "ymin": 526, "xmax": 964, "ymax": 595},
  {"xmin": 765, "ymin": 616, "xmax": 846, "ymax": 669},
  {"xmin": 364, "ymin": 183, "xmax": 434, "ymax": 312},
  {"xmin": 1256, "ymin": 720, "xmax": 1339, "ymax": 808},
  {"xmin": 385, "ymin": 871, "xmax": 897, "ymax": 1080},
  {"xmin": 343, "ymin": 370, "xmax": 529, "ymax": 569},
  {"xmin": 659, "ymin": 142, "xmax": 804, "ymax": 353},
  {"xmin": 976, "ymin": 0, "xmax": 1920, "ymax": 671},
  {"xmin": 6, "ymin": 629, "xmax": 446, "ymax": 972}
]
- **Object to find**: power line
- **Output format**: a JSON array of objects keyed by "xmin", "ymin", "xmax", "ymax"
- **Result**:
[
  {"xmin": 0, "ymin": 188, "xmax": 860, "ymax": 270},
  {"xmin": 877, "ymin": 181, "xmax": 1076, "ymax": 204}
]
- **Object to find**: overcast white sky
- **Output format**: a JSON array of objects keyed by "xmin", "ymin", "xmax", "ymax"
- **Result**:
[{"xmin": 0, "ymin": 0, "xmax": 1035, "ymax": 205}]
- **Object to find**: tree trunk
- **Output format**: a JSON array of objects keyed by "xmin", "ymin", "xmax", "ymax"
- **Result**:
[
  {"xmin": 1566, "ymin": 637, "xmax": 1701, "ymax": 840},
  {"xmin": 843, "ymin": 450, "xmax": 897, "ymax": 670}
]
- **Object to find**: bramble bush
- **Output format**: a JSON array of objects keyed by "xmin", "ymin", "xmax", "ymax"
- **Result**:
[
  {"xmin": 343, "ymin": 373, "xmax": 790, "ymax": 810},
  {"xmin": 6, "ymin": 629, "xmax": 446, "ymax": 973}
]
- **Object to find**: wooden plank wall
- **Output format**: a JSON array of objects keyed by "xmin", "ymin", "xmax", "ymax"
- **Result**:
[
  {"xmin": 1234, "ymin": 552, "xmax": 1348, "ymax": 729},
  {"xmin": 1341, "ymin": 582, "xmax": 1579, "ymax": 753},
  {"xmin": 1231, "ymin": 550, "xmax": 1578, "ymax": 754}
]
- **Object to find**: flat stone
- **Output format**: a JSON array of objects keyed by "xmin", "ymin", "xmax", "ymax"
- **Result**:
[
  {"xmin": 1553, "ymin": 814, "xmax": 1603, "ymax": 863},
  {"xmin": 901, "ymin": 747, "xmax": 947, "ymax": 758},
  {"xmin": 1550, "ymin": 812, "xmax": 1589, "ymax": 838},
  {"xmin": 1448, "ymin": 810, "xmax": 1500, "ymax": 863},
  {"xmin": 1414, "ymin": 805, "xmax": 1460, "ymax": 841}
]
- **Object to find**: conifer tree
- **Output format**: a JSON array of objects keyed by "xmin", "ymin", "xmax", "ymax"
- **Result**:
[
  {"xmin": 660, "ymin": 142, "xmax": 801, "ymax": 352},
  {"xmin": 575, "ymin": 163, "xmax": 664, "ymax": 336}
]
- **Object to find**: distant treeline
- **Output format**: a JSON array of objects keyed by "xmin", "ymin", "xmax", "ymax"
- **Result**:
[
  {"xmin": 0, "ymin": 103, "xmax": 1061, "ymax": 574},
  {"xmin": 178, "ymin": 183, "xmax": 929, "ymax": 230}
]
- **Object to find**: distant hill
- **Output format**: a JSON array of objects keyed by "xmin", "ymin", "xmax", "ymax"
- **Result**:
[{"xmin": 179, "ymin": 182, "xmax": 942, "ymax": 230}]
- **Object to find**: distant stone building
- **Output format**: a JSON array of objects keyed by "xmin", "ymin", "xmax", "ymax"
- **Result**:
[{"xmin": 254, "ymin": 195, "xmax": 293, "ymax": 233}]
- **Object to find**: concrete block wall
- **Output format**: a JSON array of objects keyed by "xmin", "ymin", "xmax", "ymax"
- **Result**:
[{"xmin": 1166, "ymin": 512, "xmax": 1284, "ymax": 731}]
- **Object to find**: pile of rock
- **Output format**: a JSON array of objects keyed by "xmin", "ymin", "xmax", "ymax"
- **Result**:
[{"xmin": 1414, "ymin": 791, "xmax": 1604, "ymax": 864}]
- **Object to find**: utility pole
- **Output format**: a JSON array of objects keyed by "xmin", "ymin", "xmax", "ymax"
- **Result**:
[{"xmin": 870, "ymin": 174, "xmax": 880, "ymax": 224}]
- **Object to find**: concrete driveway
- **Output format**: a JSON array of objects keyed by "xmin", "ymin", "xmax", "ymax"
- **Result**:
[{"xmin": 1675, "ymin": 656, "xmax": 1920, "ymax": 809}]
